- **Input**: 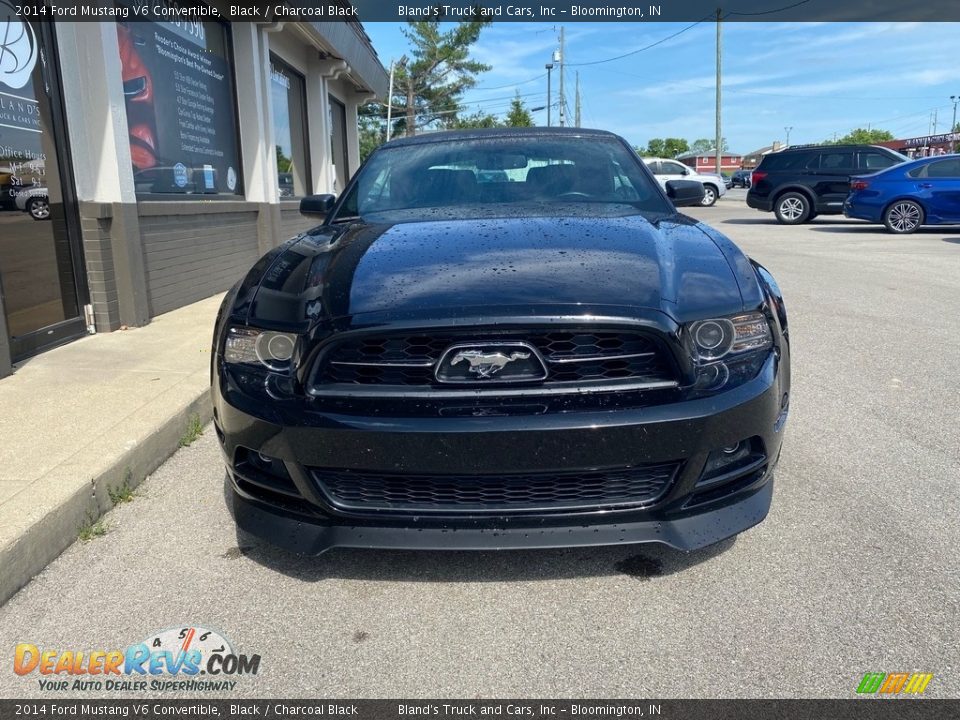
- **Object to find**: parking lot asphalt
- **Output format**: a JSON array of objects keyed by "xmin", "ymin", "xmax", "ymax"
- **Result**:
[{"xmin": 1, "ymin": 190, "xmax": 957, "ymax": 699}]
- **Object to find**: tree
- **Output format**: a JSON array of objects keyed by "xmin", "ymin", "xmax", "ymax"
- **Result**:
[
  {"xmin": 638, "ymin": 138, "xmax": 689, "ymax": 157},
  {"xmin": 448, "ymin": 112, "xmax": 501, "ymax": 130},
  {"xmin": 390, "ymin": 19, "xmax": 491, "ymax": 136},
  {"xmin": 276, "ymin": 145, "xmax": 292, "ymax": 172},
  {"xmin": 358, "ymin": 105, "xmax": 385, "ymax": 163},
  {"xmin": 505, "ymin": 92, "xmax": 534, "ymax": 127},
  {"xmin": 690, "ymin": 137, "xmax": 729, "ymax": 154},
  {"xmin": 827, "ymin": 128, "xmax": 895, "ymax": 145}
]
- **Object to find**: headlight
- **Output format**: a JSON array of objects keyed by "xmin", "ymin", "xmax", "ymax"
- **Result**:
[
  {"xmin": 688, "ymin": 312, "xmax": 771, "ymax": 362},
  {"xmin": 686, "ymin": 312, "xmax": 772, "ymax": 395},
  {"xmin": 223, "ymin": 326, "xmax": 298, "ymax": 372}
]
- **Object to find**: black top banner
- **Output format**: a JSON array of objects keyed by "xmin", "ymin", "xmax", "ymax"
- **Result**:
[
  {"xmin": 1, "ymin": 700, "xmax": 959, "ymax": 720},
  {"xmin": 6, "ymin": 0, "xmax": 960, "ymax": 22}
]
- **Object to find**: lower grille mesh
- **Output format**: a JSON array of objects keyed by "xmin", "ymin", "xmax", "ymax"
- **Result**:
[{"xmin": 310, "ymin": 462, "xmax": 681, "ymax": 514}]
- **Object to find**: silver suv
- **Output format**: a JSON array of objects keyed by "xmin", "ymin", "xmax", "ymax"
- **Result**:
[{"xmin": 643, "ymin": 157, "xmax": 727, "ymax": 207}]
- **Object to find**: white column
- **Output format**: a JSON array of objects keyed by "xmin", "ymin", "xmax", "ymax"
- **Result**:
[
  {"xmin": 232, "ymin": 23, "xmax": 274, "ymax": 203},
  {"xmin": 54, "ymin": 23, "xmax": 134, "ymax": 203}
]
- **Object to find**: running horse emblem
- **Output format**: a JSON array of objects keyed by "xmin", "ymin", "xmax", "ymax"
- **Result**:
[{"xmin": 450, "ymin": 349, "xmax": 532, "ymax": 379}]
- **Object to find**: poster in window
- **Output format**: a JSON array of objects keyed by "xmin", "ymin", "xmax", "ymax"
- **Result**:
[{"xmin": 116, "ymin": 11, "xmax": 241, "ymax": 195}]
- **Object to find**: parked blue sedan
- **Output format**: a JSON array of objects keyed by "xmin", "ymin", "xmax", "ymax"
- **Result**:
[{"xmin": 843, "ymin": 154, "xmax": 960, "ymax": 233}]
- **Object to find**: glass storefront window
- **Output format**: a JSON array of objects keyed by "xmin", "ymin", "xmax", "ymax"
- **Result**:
[
  {"xmin": 115, "ymin": 12, "xmax": 242, "ymax": 196},
  {"xmin": 0, "ymin": 7, "xmax": 86, "ymax": 359},
  {"xmin": 270, "ymin": 55, "xmax": 311, "ymax": 199}
]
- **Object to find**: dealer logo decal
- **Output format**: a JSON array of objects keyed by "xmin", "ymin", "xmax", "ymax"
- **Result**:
[{"xmin": 13, "ymin": 626, "xmax": 261, "ymax": 692}]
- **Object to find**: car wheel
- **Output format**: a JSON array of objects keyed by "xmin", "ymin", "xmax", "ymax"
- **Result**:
[
  {"xmin": 883, "ymin": 200, "xmax": 923, "ymax": 234},
  {"xmin": 700, "ymin": 185, "xmax": 718, "ymax": 207},
  {"xmin": 774, "ymin": 192, "xmax": 810, "ymax": 224},
  {"xmin": 27, "ymin": 197, "xmax": 50, "ymax": 221}
]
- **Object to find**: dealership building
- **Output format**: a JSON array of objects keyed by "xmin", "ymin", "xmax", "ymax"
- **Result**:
[{"xmin": 0, "ymin": 4, "xmax": 388, "ymax": 377}]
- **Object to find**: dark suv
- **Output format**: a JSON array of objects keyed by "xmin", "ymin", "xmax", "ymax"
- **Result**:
[{"xmin": 747, "ymin": 145, "xmax": 907, "ymax": 224}]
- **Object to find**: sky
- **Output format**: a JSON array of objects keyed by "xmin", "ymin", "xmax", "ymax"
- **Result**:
[{"xmin": 362, "ymin": 21, "xmax": 960, "ymax": 154}]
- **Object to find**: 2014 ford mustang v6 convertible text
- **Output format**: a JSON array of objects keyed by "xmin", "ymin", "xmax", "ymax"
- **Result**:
[{"xmin": 211, "ymin": 128, "xmax": 790, "ymax": 554}]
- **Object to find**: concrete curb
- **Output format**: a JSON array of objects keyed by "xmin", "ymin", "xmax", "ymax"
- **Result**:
[{"xmin": 0, "ymin": 388, "xmax": 212, "ymax": 607}]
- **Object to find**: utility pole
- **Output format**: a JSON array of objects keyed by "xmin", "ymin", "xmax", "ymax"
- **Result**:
[
  {"xmin": 715, "ymin": 8, "xmax": 722, "ymax": 177},
  {"xmin": 558, "ymin": 26, "xmax": 566, "ymax": 127},
  {"xmin": 784, "ymin": 126, "xmax": 793, "ymax": 147},
  {"xmin": 951, "ymin": 95, "xmax": 959, "ymax": 152},
  {"xmin": 385, "ymin": 59, "xmax": 396, "ymax": 142},
  {"xmin": 545, "ymin": 63, "xmax": 553, "ymax": 126},
  {"xmin": 575, "ymin": 71, "xmax": 581, "ymax": 128}
]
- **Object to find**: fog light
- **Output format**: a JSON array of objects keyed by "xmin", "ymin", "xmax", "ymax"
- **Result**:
[
  {"xmin": 695, "ymin": 362, "xmax": 729, "ymax": 391},
  {"xmin": 774, "ymin": 392, "xmax": 790, "ymax": 432},
  {"xmin": 699, "ymin": 437, "xmax": 762, "ymax": 486}
]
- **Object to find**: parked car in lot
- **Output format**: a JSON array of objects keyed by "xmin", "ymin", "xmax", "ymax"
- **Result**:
[
  {"xmin": 14, "ymin": 186, "xmax": 50, "ymax": 221},
  {"xmin": 731, "ymin": 169, "xmax": 752, "ymax": 188},
  {"xmin": 212, "ymin": 127, "xmax": 791, "ymax": 556},
  {"xmin": 721, "ymin": 172, "xmax": 733, "ymax": 189},
  {"xmin": 843, "ymin": 154, "xmax": 960, "ymax": 234},
  {"xmin": 747, "ymin": 144, "xmax": 907, "ymax": 224},
  {"xmin": 642, "ymin": 157, "xmax": 727, "ymax": 207}
]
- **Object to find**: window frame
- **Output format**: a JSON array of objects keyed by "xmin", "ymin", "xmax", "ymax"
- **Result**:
[{"xmin": 269, "ymin": 52, "xmax": 312, "ymax": 200}]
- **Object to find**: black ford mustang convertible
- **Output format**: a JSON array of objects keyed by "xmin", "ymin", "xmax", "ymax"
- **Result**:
[{"xmin": 212, "ymin": 128, "xmax": 790, "ymax": 554}]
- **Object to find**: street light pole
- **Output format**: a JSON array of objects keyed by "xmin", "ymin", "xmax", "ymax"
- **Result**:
[
  {"xmin": 545, "ymin": 63, "xmax": 554, "ymax": 127},
  {"xmin": 784, "ymin": 126, "xmax": 793, "ymax": 147},
  {"xmin": 951, "ymin": 95, "xmax": 959, "ymax": 153}
]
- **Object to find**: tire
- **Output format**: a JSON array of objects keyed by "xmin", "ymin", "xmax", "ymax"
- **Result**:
[
  {"xmin": 883, "ymin": 200, "xmax": 924, "ymax": 234},
  {"xmin": 774, "ymin": 192, "xmax": 811, "ymax": 224},
  {"xmin": 700, "ymin": 184, "xmax": 718, "ymax": 207},
  {"xmin": 27, "ymin": 197, "xmax": 50, "ymax": 221}
]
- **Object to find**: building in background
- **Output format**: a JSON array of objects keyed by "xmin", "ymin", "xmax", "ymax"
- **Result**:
[
  {"xmin": 0, "ymin": 5, "xmax": 388, "ymax": 378},
  {"xmin": 741, "ymin": 142, "xmax": 786, "ymax": 169},
  {"xmin": 675, "ymin": 149, "xmax": 743, "ymax": 174},
  {"xmin": 875, "ymin": 132, "xmax": 959, "ymax": 158}
]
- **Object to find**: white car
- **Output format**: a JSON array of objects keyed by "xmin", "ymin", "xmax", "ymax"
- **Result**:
[
  {"xmin": 14, "ymin": 186, "xmax": 50, "ymax": 221},
  {"xmin": 642, "ymin": 158, "xmax": 727, "ymax": 207}
]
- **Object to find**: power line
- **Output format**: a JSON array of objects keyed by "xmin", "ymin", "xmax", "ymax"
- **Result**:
[
  {"xmin": 469, "ymin": 72, "xmax": 547, "ymax": 92},
  {"xmin": 724, "ymin": 0, "xmax": 811, "ymax": 17},
  {"xmin": 566, "ymin": 16, "xmax": 713, "ymax": 67}
]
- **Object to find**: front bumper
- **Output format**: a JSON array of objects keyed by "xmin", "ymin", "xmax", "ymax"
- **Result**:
[{"xmin": 214, "ymin": 353, "xmax": 788, "ymax": 555}]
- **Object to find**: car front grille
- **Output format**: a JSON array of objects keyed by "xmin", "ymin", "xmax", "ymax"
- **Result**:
[
  {"xmin": 309, "ymin": 462, "xmax": 681, "ymax": 515},
  {"xmin": 314, "ymin": 330, "xmax": 677, "ymax": 389}
]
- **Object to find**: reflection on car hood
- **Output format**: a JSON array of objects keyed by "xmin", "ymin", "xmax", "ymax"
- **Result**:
[{"xmin": 246, "ymin": 213, "xmax": 754, "ymax": 329}]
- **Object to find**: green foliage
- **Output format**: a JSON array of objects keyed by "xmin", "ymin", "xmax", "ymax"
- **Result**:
[
  {"xmin": 690, "ymin": 137, "xmax": 729, "ymax": 154},
  {"xmin": 275, "ymin": 145, "xmax": 292, "ymax": 173},
  {"xmin": 359, "ymin": 106, "xmax": 386, "ymax": 163},
  {"xmin": 640, "ymin": 138, "xmax": 690, "ymax": 158},
  {"xmin": 448, "ymin": 112, "xmax": 501, "ymax": 129},
  {"xmin": 109, "ymin": 471, "xmax": 136, "ymax": 506},
  {"xmin": 393, "ymin": 19, "xmax": 492, "ymax": 135},
  {"xmin": 825, "ymin": 128, "xmax": 895, "ymax": 145},
  {"xmin": 505, "ymin": 92, "xmax": 534, "ymax": 127},
  {"xmin": 179, "ymin": 414, "xmax": 204, "ymax": 448},
  {"xmin": 79, "ymin": 515, "xmax": 108, "ymax": 542}
]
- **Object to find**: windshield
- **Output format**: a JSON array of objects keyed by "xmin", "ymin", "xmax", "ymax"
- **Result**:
[{"xmin": 333, "ymin": 135, "xmax": 672, "ymax": 222}]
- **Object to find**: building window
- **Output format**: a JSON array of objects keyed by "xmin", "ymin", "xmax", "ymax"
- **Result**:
[
  {"xmin": 269, "ymin": 55, "xmax": 311, "ymax": 199},
  {"xmin": 329, "ymin": 95, "xmax": 348, "ymax": 193},
  {"xmin": 116, "ymin": 15, "xmax": 242, "ymax": 196}
]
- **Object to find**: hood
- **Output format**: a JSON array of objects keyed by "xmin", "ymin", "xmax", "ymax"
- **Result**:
[{"xmin": 245, "ymin": 213, "xmax": 748, "ymax": 330}]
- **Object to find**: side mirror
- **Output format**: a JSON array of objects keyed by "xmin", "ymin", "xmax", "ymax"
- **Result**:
[
  {"xmin": 665, "ymin": 180, "xmax": 706, "ymax": 207},
  {"xmin": 299, "ymin": 194, "xmax": 336, "ymax": 217}
]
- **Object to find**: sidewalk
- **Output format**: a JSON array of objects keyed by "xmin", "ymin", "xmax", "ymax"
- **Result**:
[{"xmin": 0, "ymin": 294, "xmax": 223, "ymax": 606}]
